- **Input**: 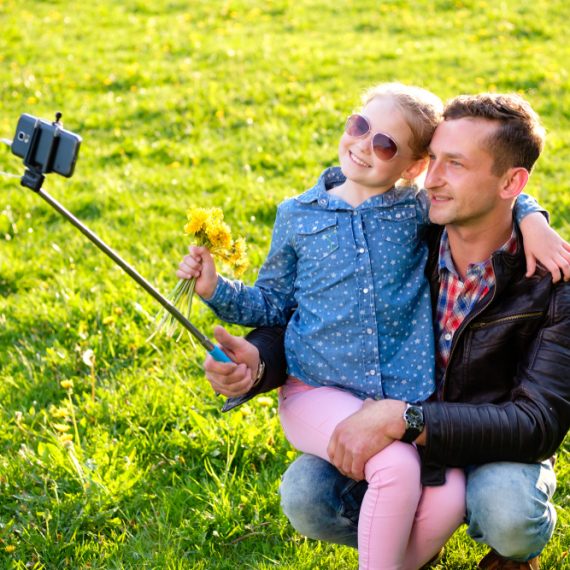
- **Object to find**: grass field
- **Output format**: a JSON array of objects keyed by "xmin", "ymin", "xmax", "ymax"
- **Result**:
[{"xmin": 0, "ymin": 0, "xmax": 569, "ymax": 568}]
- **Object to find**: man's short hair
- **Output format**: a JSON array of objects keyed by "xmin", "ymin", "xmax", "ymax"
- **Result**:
[{"xmin": 443, "ymin": 93, "xmax": 546, "ymax": 175}]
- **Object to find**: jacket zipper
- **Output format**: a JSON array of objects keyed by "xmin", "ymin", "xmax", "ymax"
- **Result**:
[{"xmin": 470, "ymin": 311, "xmax": 543, "ymax": 329}]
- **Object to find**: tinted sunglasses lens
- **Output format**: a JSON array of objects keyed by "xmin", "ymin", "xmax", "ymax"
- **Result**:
[
  {"xmin": 372, "ymin": 133, "xmax": 398, "ymax": 160},
  {"xmin": 345, "ymin": 114, "xmax": 370, "ymax": 137}
]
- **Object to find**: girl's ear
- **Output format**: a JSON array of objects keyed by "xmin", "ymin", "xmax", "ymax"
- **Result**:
[
  {"xmin": 401, "ymin": 157, "xmax": 428, "ymax": 182},
  {"xmin": 499, "ymin": 167, "xmax": 529, "ymax": 200}
]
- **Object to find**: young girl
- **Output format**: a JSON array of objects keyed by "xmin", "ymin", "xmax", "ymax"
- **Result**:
[{"xmin": 177, "ymin": 83, "xmax": 554, "ymax": 569}]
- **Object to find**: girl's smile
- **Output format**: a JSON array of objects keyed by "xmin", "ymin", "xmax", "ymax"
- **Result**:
[{"xmin": 348, "ymin": 150, "xmax": 372, "ymax": 168}]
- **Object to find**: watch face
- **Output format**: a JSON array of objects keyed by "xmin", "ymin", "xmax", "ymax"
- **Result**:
[{"xmin": 405, "ymin": 405, "xmax": 424, "ymax": 429}]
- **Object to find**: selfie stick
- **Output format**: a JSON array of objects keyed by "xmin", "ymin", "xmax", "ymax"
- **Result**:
[{"xmin": 19, "ymin": 168, "xmax": 232, "ymax": 364}]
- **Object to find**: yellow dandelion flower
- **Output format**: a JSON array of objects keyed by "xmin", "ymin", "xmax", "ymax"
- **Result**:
[
  {"xmin": 152, "ymin": 205, "xmax": 249, "ymax": 341},
  {"xmin": 206, "ymin": 221, "xmax": 233, "ymax": 251},
  {"xmin": 257, "ymin": 396, "xmax": 274, "ymax": 407},
  {"xmin": 207, "ymin": 207, "xmax": 224, "ymax": 223},
  {"xmin": 50, "ymin": 406, "xmax": 69, "ymax": 419},
  {"xmin": 61, "ymin": 379, "xmax": 74, "ymax": 390},
  {"xmin": 229, "ymin": 237, "xmax": 248, "ymax": 265},
  {"xmin": 5, "ymin": 545, "xmax": 16, "ymax": 553},
  {"xmin": 184, "ymin": 207, "xmax": 209, "ymax": 235},
  {"xmin": 233, "ymin": 259, "xmax": 249, "ymax": 278}
]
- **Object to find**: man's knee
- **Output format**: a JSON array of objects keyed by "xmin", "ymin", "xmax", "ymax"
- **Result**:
[
  {"xmin": 466, "ymin": 461, "xmax": 557, "ymax": 559},
  {"xmin": 280, "ymin": 454, "xmax": 363, "ymax": 547}
]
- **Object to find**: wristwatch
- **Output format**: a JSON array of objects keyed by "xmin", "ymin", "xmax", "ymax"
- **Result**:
[
  {"xmin": 401, "ymin": 403, "xmax": 424, "ymax": 443},
  {"xmin": 251, "ymin": 358, "xmax": 266, "ymax": 388}
]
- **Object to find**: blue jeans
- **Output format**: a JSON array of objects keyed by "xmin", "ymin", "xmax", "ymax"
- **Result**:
[{"xmin": 280, "ymin": 454, "xmax": 557, "ymax": 562}]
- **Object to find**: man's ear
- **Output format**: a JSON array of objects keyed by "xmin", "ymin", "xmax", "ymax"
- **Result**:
[
  {"xmin": 401, "ymin": 157, "xmax": 428, "ymax": 182},
  {"xmin": 499, "ymin": 167, "xmax": 529, "ymax": 199}
]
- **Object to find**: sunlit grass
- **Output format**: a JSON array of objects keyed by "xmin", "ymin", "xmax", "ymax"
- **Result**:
[{"xmin": 0, "ymin": 0, "xmax": 569, "ymax": 567}]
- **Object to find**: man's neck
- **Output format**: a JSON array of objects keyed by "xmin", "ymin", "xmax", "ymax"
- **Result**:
[{"xmin": 446, "ymin": 218, "xmax": 514, "ymax": 280}]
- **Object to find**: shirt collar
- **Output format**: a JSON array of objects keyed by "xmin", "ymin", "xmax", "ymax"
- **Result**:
[
  {"xmin": 296, "ymin": 166, "xmax": 417, "ymax": 210},
  {"xmin": 438, "ymin": 227, "xmax": 518, "ymax": 279}
]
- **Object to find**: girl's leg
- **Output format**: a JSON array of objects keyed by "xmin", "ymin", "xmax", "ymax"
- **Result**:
[
  {"xmin": 278, "ymin": 381, "xmax": 363, "ymax": 459},
  {"xmin": 358, "ymin": 441, "xmax": 422, "ymax": 570},
  {"xmin": 402, "ymin": 468, "xmax": 467, "ymax": 569},
  {"xmin": 279, "ymin": 383, "xmax": 422, "ymax": 570}
]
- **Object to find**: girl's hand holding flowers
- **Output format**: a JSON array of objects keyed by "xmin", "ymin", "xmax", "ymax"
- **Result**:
[
  {"xmin": 151, "ymin": 206, "xmax": 248, "ymax": 341},
  {"xmin": 177, "ymin": 245, "xmax": 218, "ymax": 300}
]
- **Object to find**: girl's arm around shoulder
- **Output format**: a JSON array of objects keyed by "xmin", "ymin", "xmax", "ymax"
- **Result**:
[{"xmin": 518, "ymin": 211, "xmax": 570, "ymax": 283}]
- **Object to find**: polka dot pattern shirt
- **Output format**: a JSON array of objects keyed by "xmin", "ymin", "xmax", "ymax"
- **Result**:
[{"xmin": 205, "ymin": 167, "xmax": 435, "ymax": 402}]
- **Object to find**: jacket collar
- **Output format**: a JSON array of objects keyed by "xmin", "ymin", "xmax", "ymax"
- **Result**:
[{"xmin": 428, "ymin": 221, "xmax": 531, "ymax": 299}]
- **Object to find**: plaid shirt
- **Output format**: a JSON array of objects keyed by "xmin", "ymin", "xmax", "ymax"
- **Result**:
[{"xmin": 435, "ymin": 228, "xmax": 518, "ymax": 383}]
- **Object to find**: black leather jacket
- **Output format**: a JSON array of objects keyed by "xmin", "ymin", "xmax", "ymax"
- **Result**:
[{"xmin": 223, "ymin": 225, "xmax": 570, "ymax": 485}]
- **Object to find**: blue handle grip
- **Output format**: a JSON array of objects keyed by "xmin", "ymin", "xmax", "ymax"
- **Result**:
[{"xmin": 208, "ymin": 345, "xmax": 232, "ymax": 363}]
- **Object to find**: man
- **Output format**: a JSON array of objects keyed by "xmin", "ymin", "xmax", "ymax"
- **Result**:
[{"xmin": 203, "ymin": 93, "xmax": 570, "ymax": 569}]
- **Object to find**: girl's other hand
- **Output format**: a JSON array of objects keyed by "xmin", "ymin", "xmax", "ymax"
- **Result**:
[{"xmin": 520, "ymin": 213, "xmax": 570, "ymax": 282}]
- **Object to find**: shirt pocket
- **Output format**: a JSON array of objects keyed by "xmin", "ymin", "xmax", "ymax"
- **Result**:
[
  {"xmin": 295, "ymin": 214, "xmax": 339, "ymax": 261},
  {"xmin": 375, "ymin": 205, "xmax": 418, "ymax": 245}
]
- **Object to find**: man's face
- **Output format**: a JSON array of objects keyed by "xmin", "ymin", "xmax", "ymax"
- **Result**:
[{"xmin": 425, "ymin": 118, "xmax": 508, "ymax": 228}]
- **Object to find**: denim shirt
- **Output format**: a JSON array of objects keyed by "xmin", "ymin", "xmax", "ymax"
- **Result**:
[{"xmin": 204, "ymin": 167, "xmax": 543, "ymax": 401}]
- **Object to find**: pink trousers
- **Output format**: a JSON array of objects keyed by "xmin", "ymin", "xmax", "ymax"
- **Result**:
[{"xmin": 279, "ymin": 379, "xmax": 466, "ymax": 570}]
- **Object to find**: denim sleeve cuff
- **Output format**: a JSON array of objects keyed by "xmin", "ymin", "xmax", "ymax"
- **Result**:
[
  {"xmin": 201, "ymin": 275, "xmax": 232, "ymax": 309},
  {"xmin": 514, "ymin": 193, "xmax": 549, "ymax": 225}
]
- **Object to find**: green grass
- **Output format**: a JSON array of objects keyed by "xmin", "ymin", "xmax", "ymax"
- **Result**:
[{"xmin": 0, "ymin": 0, "xmax": 569, "ymax": 567}]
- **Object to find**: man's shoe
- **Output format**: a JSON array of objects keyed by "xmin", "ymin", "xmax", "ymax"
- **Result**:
[
  {"xmin": 420, "ymin": 547, "xmax": 445, "ymax": 569},
  {"xmin": 477, "ymin": 549, "xmax": 540, "ymax": 569}
]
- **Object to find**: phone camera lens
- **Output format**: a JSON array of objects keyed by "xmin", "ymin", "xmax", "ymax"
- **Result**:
[{"xmin": 18, "ymin": 131, "xmax": 25, "ymax": 141}]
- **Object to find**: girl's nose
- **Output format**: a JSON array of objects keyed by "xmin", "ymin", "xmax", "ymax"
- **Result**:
[{"xmin": 355, "ymin": 135, "xmax": 372, "ymax": 154}]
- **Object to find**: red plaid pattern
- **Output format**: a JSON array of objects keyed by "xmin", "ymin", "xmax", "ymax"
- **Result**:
[{"xmin": 435, "ymin": 229, "xmax": 518, "ymax": 381}]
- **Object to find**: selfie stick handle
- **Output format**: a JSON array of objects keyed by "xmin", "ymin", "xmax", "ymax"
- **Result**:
[{"xmin": 30, "ymin": 183, "xmax": 231, "ymax": 363}]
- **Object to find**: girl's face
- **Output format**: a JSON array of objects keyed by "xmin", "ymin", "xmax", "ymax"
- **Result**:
[{"xmin": 338, "ymin": 96, "xmax": 420, "ymax": 192}]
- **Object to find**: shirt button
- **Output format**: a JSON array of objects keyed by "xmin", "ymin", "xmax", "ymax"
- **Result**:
[
  {"xmin": 363, "ymin": 288, "xmax": 369, "ymax": 294},
  {"xmin": 318, "ymin": 198, "xmax": 326, "ymax": 206},
  {"xmin": 359, "ymin": 248, "xmax": 365, "ymax": 254},
  {"xmin": 444, "ymin": 333, "xmax": 452, "ymax": 341},
  {"xmin": 366, "ymin": 328, "xmax": 373, "ymax": 334},
  {"xmin": 369, "ymin": 370, "xmax": 376, "ymax": 376}
]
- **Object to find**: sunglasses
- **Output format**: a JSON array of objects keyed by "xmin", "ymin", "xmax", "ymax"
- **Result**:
[{"xmin": 344, "ymin": 114, "xmax": 399, "ymax": 161}]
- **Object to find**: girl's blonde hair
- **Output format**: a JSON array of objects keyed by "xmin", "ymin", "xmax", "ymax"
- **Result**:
[{"xmin": 362, "ymin": 83, "xmax": 443, "ymax": 159}]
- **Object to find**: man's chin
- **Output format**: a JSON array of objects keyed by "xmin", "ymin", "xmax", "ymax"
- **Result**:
[{"xmin": 429, "ymin": 213, "xmax": 450, "ymax": 226}]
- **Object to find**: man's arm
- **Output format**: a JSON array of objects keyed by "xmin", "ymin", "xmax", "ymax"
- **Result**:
[
  {"xmin": 328, "ymin": 282, "xmax": 570, "ymax": 480},
  {"xmin": 422, "ymin": 282, "xmax": 570, "ymax": 468}
]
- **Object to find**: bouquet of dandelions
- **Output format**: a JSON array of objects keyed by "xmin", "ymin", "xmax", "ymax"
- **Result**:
[{"xmin": 151, "ymin": 206, "xmax": 248, "ymax": 341}]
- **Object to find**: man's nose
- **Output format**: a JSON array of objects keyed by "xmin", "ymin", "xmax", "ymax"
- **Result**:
[{"xmin": 425, "ymin": 161, "xmax": 442, "ymax": 189}]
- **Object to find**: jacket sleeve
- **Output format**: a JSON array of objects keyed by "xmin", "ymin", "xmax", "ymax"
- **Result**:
[
  {"xmin": 222, "ymin": 325, "xmax": 288, "ymax": 412},
  {"xmin": 422, "ymin": 282, "xmax": 570, "ymax": 468}
]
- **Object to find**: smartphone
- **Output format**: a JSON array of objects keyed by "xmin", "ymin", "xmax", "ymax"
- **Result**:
[{"xmin": 11, "ymin": 113, "xmax": 82, "ymax": 177}]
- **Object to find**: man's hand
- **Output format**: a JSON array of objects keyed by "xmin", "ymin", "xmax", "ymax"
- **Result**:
[
  {"xmin": 203, "ymin": 326, "xmax": 261, "ymax": 397},
  {"xmin": 327, "ymin": 399, "xmax": 407, "ymax": 480}
]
